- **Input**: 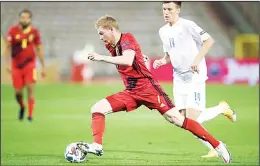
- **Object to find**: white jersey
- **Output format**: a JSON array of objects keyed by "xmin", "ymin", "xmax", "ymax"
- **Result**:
[{"xmin": 159, "ymin": 18, "xmax": 210, "ymax": 83}]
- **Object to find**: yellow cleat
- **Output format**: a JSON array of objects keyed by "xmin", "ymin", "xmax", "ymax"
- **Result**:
[
  {"xmin": 219, "ymin": 101, "xmax": 237, "ymax": 122},
  {"xmin": 201, "ymin": 149, "xmax": 219, "ymax": 158}
]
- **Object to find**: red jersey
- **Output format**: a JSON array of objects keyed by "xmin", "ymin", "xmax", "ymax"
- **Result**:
[
  {"xmin": 106, "ymin": 33, "xmax": 161, "ymax": 92},
  {"xmin": 6, "ymin": 24, "xmax": 41, "ymax": 69}
]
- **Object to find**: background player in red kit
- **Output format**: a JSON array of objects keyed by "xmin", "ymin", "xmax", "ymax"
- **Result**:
[
  {"xmin": 4, "ymin": 9, "xmax": 45, "ymax": 122},
  {"xmin": 77, "ymin": 15, "xmax": 232, "ymax": 163}
]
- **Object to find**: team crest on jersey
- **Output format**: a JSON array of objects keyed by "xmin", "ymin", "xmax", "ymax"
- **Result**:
[
  {"xmin": 15, "ymin": 34, "xmax": 20, "ymax": 39},
  {"xmin": 29, "ymin": 34, "xmax": 34, "ymax": 42}
]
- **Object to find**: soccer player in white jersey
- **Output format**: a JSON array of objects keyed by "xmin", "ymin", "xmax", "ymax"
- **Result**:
[{"xmin": 153, "ymin": 1, "xmax": 236, "ymax": 158}]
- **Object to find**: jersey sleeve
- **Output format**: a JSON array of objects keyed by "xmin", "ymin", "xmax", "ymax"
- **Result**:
[
  {"xmin": 121, "ymin": 34, "xmax": 135, "ymax": 51},
  {"xmin": 159, "ymin": 29, "xmax": 168, "ymax": 53},
  {"xmin": 187, "ymin": 21, "xmax": 211, "ymax": 42},
  {"xmin": 34, "ymin": 29, "xmax": 42, "ymax": 45}
]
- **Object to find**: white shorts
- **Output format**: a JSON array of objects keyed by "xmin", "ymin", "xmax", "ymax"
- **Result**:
[{"xmin": 173, "ymin": 82, "xmax": 206, "ymax": 111}]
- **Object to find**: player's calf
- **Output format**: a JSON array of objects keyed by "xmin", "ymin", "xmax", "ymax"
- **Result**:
[
  {"xmin": 26, "ymin": 84, "xmax": 35, "ymax": 120},
  {"xmin": 90, "ymin": 99, "xmax": 113, "ymax": 146},
  {"xmin": 15, "ymin": 91, "xmax": 25, "ymax": 120},
  {"xmin": 164, "ymin": 108, "xmax": 221, "ymax": 150},
  {"xmin": 179, "ymin": 108, "xmax": 217, "ymax": 157},
  {"xmin": 15, "ymin": 92, "xmax": 25, "ymax": 108}
]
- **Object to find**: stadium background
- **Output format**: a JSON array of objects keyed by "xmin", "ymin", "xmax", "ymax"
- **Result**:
[{"xmin": 1, "ymin": 2, "xmax": 259, "ymax": 165}]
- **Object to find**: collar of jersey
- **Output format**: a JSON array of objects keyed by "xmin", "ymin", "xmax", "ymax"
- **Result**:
[
  {"xmin": 111, "ymin": 33, "xmax": 123, "ymax": 48},
  {"xmin": 23, "ymin": 26, "xmax": 32, "ymax": 34},
  {"xmin": 167, "ymin": 17, "xmax": 181, "ymax": 28}
]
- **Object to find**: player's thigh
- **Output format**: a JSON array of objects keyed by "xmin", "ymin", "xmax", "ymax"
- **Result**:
[
  {"xmin": 173, "ymin": 82, "xmax": 189, "ymax": 110},
  {"xmin": 174, "ymin": 93, "xmax": 188, "ymax": 111},
  {"xmin": 11, "ymin": 68, "xmax": 24, "ymax": 89},
  {"xmin": 138, "ymin": 86, "xmax": 184, "ymax": 126},
  {"xmin": 24, "ymin": 67, "xmax": 37, "ymax": 85},
  {"xmin": 91, "ymin": 91, "xmax": 138, "ymax": 115}
]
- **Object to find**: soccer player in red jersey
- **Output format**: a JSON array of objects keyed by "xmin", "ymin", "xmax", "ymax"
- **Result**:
[
  {"xmin": 4, "ymin": 9, "xmax": 45, "ymax": 122},
  {"xmin": 77, "ymin": 15, "xmax": 231, "ymax": 163}
]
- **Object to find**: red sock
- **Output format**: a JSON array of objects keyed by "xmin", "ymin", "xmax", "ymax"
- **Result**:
[
  {"xmin": 182, "ymin": 118, "xmax": 220, "ymax": 148},
  {"xmin": 28, "ymin": 98, "xmax": 35, "ymax": 118},
  {"xmin": 15, "ymin": 94, "xmax": 25, "ymax": 108},
  {"xmin": 92, "ymin": 113, "xmax": 105, "ymax": 145}
]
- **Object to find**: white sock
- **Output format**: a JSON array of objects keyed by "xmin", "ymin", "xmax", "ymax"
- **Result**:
[
  {"xmin": 196, "ymin": 105, "xmax": 225, "ymax": 124},
  {"xmin": 92, "ymin": 142, "xmax": 103, "ymax": 149},
  {"xmin": 198, "ymin": 137, "xmax": 214, "ymax": 150}
]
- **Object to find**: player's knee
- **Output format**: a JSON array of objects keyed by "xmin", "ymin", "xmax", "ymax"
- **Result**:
[
  {"xmin": 164, "ymin": 108, "xmax": 184, "ymax": 127},
  {"xmin": 27, "ymin": 91, "xmax": 34, "ymax": 100},
  {"xmin": 90, "ymin": 99, "xmax": 112, "ymax": 115},
  {"xmin": 165, "ymin": 116, "xmax": 181, "ymax": 126},
  {"xmin": 169, "ymin": 116, "xmax": 181, "ymax": 126},
  {"xmin": 15, "ymin": 88, "xmax": 23, "ymax": 94},
  {"xmin": 15, "ymin": 93, "xmax": 23, "ymax": 100},
  {"xmin": 164, "ymin": 116, "xmax": 172, "ymax": 123},
  {"xmin": 91, "ymin": 103, "xmax": 103, "ymax": 115},
  {"xmin": 27, "ymin": 86, "xmax": 33, "ymax": 93},
  {"xmin": 28, "ymin": 91, "xmax": 34, "ymax": 98},
  {"xmin": 28, "ymin": 88, "xmax": 33, "ymax": 94}
]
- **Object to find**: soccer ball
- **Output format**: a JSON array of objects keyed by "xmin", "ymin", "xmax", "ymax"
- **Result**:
[{"xmin": 64, "ymin": 143, "xmax": 87, "ymax": 163}]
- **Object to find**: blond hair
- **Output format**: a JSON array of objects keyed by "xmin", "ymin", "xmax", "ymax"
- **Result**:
[{"xmin": 95, "ymin": 15, "xmax": 119, "ymax": 30}]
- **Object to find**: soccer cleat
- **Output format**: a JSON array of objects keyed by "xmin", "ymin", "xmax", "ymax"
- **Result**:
[
  {"xmin": 77, "ymin": 142, "xmax": 104, "ymax": 156},
  {"xmin": 27, "ymin": 117, "xmax": 33, "ymax": 122},
  {"xmin": 18, "ymin": 107, "xmax": 25, "ymax": 120},
  {"xmin": 201, "ymin": 149, "xmax": 218, "ymax": 158},
  {"xmin": 219, "ymin": 101, "xmax": 237, "ymax": 122},
  {"xmin": 215, "ymin": 141, "xmax": 232, "ymax": 163}
]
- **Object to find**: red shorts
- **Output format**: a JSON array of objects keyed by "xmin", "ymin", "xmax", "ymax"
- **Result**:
[
  {"xmin": 106, "ymin": 85, "xmax": 175, "ymax": 115},
  {"xmin": 12, "ymin": 66, "xmax": 37, "ymax": 89}
]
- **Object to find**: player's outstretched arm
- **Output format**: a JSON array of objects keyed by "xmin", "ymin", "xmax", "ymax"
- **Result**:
[{"xmin": 88, "ymin": 50, "xmax": 135, "ymax": 66}]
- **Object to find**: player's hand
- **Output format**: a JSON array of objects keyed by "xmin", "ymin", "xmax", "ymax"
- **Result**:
[
  {"xmin": 6, "ymin": 67, "xmax": 11, "ymax": 74},
  {"xmin": 142, "ymin": 54, "xmax": 149, "ymax": 62},
  {"xmin": 41, "ymin": 67, "xmax": 46, "ymax": 78},
  {"xmin": 191, "ymin": 62, "xmax": 200, "ymax": 74},
  {"xmin": 87, "ymin": 52, "xmax": 103, "ymax": 61},
  {"xmin": 153, "ymin": 59, "xmax": 166, "ymax": 69}
]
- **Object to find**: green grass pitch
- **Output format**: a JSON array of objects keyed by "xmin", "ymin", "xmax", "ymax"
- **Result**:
[{"xmin": 1, "ymin": 83, "xmax": 259, "ymax": 165}]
